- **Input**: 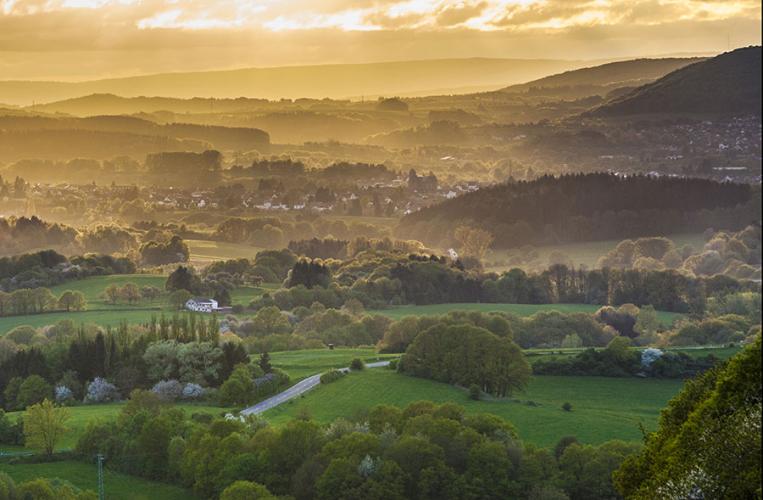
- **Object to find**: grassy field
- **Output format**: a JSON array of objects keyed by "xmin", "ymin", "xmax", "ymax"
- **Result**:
[
  {"xmin": 0, "ymin": 461, "xmax": 195, "ymax": 500},
  {"xmin": 1, "ymin": 403, "xmax": 230, "ymax": 453},
  {"xmin": 371, "ymin": 302, "xmax": 683, "ymax": 326},
  {"xmin": 264, "ymin": 369, "xmax": 684, "ymax": 447},
  {"xmin": 270, "ymin": 348, "xmax": 400, "ymax": 380},
  {"xmin": 485, "ymin": 232, "xmax": 707, "ymax": 271},
  {"xmin": 0, "ymin": 274, "xmax": 273, "ymax": 335},
  {"xmin": 186, "ymin": 239, "xmax": 264, "ymax": 265}
]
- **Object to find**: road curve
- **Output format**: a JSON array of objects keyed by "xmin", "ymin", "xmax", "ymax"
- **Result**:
[{"xmin": 240, "ymin": 360, "xmax": 391, "ymax": 416}]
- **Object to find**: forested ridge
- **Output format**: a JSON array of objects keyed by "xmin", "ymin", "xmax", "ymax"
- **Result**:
[{"xmin": 397, "ymin": 173, "xmax": 759, "ymax": 248}]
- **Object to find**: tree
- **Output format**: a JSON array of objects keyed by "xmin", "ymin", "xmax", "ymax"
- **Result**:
[
  {"xmin": 57, "ymin": 290, "xmax": 86, "ymax": 312},
  {"xmin": 453, "ymin": 226, "xmax": 494, "ymax": 261},
  {"xmin": 165, "ymin": 266, "xmax": 201, "ymax": 294},
  {"xmin": 614, "ymin": 335, "xmax": 761, "ymax": 499},
  {"xmin": 23, "ymin": 399, "xmax": 69, "ymax": 456},
  {"xmin": 220, "ymin": 481, "xmax": 276, "ymax": 500},
  {"xmin": 169, "ymin": 290, "xmax": 192, "ymax": 310},
  {"xmin": 17, "ymin": 375, "xmax": 52, "ymax": 409},
  {"xmin": 120, "ymin": 282, "xmax": 141, "ymax": 304},
  {"xmin": 258, "ymin": 351, "xmax": 272, "ymax": 373},
  {"xmin": 141, "ymin": 285, "xmax": 162, "ymax": 302},
  {"xmin": 104, "ymin": 284, "xmax": 120, "ymax": 304}
]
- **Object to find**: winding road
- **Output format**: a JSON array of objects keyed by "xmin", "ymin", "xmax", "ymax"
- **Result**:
[{"xmin": 241, "ymin": 361, "xmax": 391, "ymax": 416}]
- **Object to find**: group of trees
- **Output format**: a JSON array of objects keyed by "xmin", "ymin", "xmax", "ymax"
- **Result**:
[
  {"xmin": 103, "ymin": 282, "xmax": 161, "ymax": 305},
  {"xmin": 72, "ymin": 397, "xmax": 638, "ymax": 500},
  {"xmin": 139, "ymin": 235, "xmax": 190, "ymax": 266},
  {"xmin": 0, "ymin": 287, "xmax": 86, "ymax": 317},
  {"xmin": 399, "ymin": 323, "xmax": 530, "ymax": 397},
  {"xmin": 0, "ymin": 315, "xmax": 244, "ymax": 411},
  {"xmin": 1, "ymin": 249, "xmax": 135, "ymax": 292},
  {"xmin": 598, "ymin": 226, "xmax": 761, "ymax": 280}
]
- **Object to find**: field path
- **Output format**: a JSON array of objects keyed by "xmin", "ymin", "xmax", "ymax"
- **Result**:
[{"xmin": 241, "ymin": 361, "xmax": 390, "ymax": 416}]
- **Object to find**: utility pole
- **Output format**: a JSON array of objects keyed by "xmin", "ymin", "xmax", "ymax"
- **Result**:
[{"xmin": 96, "ymin": 454, "xmax": 105, "ymax": 500}]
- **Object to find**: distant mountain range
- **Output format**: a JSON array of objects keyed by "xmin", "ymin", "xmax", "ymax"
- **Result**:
[
  {"xmin": 591, "ymin": 46, "xmax": 762, "ymax": 116},
  {"xmin": 501, "ymin": 57, "xmax": 704, "ymax": 96},
  {"xmin": 0, "ymin": 58, "xmax": 597, "ymax": 106}
]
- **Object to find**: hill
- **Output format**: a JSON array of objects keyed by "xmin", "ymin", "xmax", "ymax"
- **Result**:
[
  {"xmin": 396, "ymin": 173, "xmax": 759, "ymax": 248},
  {"xmin": 501, "ymin": 57, "xmax": 703, "ymax": 98},
  {"xmin": 591, "ymin": 46, "xmax": 762, "ymax": 116},
  {"xmin": 0, "ymin": 58, "xmax": 594, "ymax": 106}
]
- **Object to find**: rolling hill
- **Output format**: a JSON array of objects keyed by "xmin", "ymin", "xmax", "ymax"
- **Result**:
[
  {"xmin": 501, "ymin": 57, "xmax": 704, "ymax": 97},
  {"xmin": 0, "ymin": 58, "xmax": 595, "ymax": 106},
  {"xmin": 591, "ymin": 46, "xmax": 762, "ymax": 116}
]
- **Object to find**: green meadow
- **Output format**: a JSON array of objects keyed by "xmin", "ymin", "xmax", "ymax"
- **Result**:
[
  {"xmin": 270, "ymin": 348, "xmax": 400, "ymax": 380},
  {"xmin": 0, "ymin": 460, "xmax": 195, "ymax": 500},
  {"xmin": 264, "ymin": 368, "xmax": 684, "ymax": 447}
]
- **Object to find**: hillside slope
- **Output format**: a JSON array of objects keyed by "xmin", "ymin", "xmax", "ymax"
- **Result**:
[
  {"xmin": 591, "ymin": 47, "xmax": 761, "ymax": 116},
  {"xmin": 0, "ymin": 58, "xmax": 592, "ymax": 106},
  {"xmin": 502, "ymin": 57, "xmax": 703, "ymax": 95}
]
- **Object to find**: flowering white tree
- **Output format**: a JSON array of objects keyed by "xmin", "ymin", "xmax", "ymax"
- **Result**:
[{"xmin": 85, "ymin": 377, "xmax": 120, "ymax": 403}]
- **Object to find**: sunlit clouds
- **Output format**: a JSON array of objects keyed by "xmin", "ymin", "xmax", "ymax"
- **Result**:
[{"xmin": 0, "ymin": 0, "xmax": 760, "ymax": 80}]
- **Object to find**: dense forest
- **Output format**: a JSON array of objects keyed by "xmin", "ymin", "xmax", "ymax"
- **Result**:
[{"xmin": 397, "ymin": 173, "xmax": 760, "ymax": 248}]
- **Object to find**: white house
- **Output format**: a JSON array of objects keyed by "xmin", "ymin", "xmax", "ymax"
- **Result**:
[{"xmin": 185, "ymin": 297, "xmax": 219, "ymax": 313}]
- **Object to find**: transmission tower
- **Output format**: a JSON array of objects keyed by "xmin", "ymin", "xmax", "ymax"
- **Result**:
[{"xmin": 96, "ymin": 454, "xmax": 105, "ymax": 500}]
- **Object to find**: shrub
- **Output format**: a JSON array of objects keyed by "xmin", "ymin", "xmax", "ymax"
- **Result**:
[
  {"xmin": 350, "ymin": 358, "xmax": 365, "ymax": 371},
  {"xmin": 320, "ymin": 369, "xmax": 346, "ymax": 384},
  {"xmin": 54, "ymin": 386, "xmax": 74, "ymax": 405},
  {"xmin": 562, "ymin": 402, "xmax": 573, "ymax": 412},
  {"xmin": 469, "ymin": 384, "xmax": 481, "ymax": 401},
  {"xmin": 151, "ymin": 380, "xmax": 184, "ymax": 401},
  {"xmin": 387, "ymin": 359, "xmax": 398, "ymax": 370},
  {"xmin": 84, "ymin": 378, "xmax": 120, "ymax": 404},
  {"xmin": 182, "ymin": 383, "xmax": 205, "ymax": 400}
]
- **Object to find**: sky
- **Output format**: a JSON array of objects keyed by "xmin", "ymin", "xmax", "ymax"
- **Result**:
[{"xmin": 0, "ymin": 0, "xmax": 761, "ymax": 80}]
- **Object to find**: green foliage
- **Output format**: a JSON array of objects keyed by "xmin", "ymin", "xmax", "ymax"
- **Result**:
[
  {"xmin": 349, "ymin": 358, "xmax": 365, "ymax": 371},
  {"xmin": 220, "ymin": 481, "xmax": 275, "ymax": 500},
  {"xmin": 400, "ymin": 324, "xmax": 530, "ymax": 397},
  {"xmin": 614, "ymin": 335, "xmax": 762, "ymax": 499},
  {"xmin": 320, "ymin": 369, "xmax": 346, "ymax": 385}
]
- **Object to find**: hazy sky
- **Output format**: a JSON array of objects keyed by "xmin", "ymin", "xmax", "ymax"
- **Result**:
[{"xmin": 1, "ymin": 0, "xmax": 760, "ymax": 80}]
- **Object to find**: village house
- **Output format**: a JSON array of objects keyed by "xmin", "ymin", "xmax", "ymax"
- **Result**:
[{"xmin": 185, "ymin": 297, "xmax": 220, "ymax": 313}]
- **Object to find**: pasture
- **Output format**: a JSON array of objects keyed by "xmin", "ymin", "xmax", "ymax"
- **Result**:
[
  {"xmin": 0, "ymin": 460, "xmax": 195, "ymax": 500},
  {"xmin": 264, "ymin": 368, "xmax": 684, "ymax": 447}
]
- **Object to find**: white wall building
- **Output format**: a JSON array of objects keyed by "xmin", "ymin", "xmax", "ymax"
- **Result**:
[{"xmin": 185, "ymin": 297, "xmax": 219, "ymax": 313}]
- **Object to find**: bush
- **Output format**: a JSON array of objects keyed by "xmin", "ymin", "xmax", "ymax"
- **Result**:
[
  {"xmin": 387, "ymin": 359, "xmax": 398, "ymax": 370},
  {"xmin": 151, "ymin": 380, "xmax": 184, "ymax": 401},
  {"xmin": 54, "ymin": 386, "xmax": 74, "ymax": 405},
  {"xmin": 469, "ymin": 384, "xmax": 481, "ymax": 401},
  {"xmin": 562, "ymin": 402, "xmax": 573, "ymax": 412},
  {"xmin": 182, "ymin": 383, "xmax": 205, "ymax": 400},
  {"xmin": 84, "ymin": 378, "xmax": 120, "ymax": 404},
  {"xmin": 320, "ymin": 369, "xmax": 346, "ymax": 384},
  {"xmin": 349, "ymin": 358, "xmax": 365, "ymax": 371},
  {"xmin": 0, "ymin": 410, "xmax": 23, "ymax": 445}
]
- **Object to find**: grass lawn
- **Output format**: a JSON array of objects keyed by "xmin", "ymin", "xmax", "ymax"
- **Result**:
[
  {"xmin": 371, "ymin": 303, "xmax": 683, "ymax": 326},
  {"xmin": 270, "ymin": 348, "xmax": 399, "ymax": 380},
  {"xmin": 2, "ymin": 403, "xmax": 230, "ymax": 453},
  {"xmin": 264, "ymin": 369, "xmax": 684, "ymax": 448},
  {"xmin": 0, "ymin": 460, "xmax": 195, "ymax": 500}
]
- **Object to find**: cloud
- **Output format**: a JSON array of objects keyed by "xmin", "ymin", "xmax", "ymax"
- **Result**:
[{"xmin": 0, "ymin": 0, "xmax": 759, "ymax": 80}]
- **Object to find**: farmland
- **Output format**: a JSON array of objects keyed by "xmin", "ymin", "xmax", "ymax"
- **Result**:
[
  {"xmin": 270, "ymin": 347, "xmax": 400, "ymax": 380},
  {"xmin": 264, "ymin": 368, "xmax": 684, "ymax": 447}
]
